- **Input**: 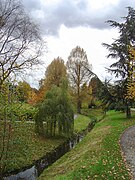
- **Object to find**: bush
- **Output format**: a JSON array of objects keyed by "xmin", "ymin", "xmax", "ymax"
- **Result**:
[{"xmin": 0, "ymin": 103, "xmax": 37, "ymax": 122}]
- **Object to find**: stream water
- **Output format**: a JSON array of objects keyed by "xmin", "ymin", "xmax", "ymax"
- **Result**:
[{"xmin": 3, "ymin": 121, "xmax": 95, "ymax": 180}]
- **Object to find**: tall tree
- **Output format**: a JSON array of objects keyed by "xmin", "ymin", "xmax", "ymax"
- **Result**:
[
  {"xmin": 37, "ymin": 57, "xmax": 67, "ymax": 102},
  {"xmin": 103, "ymin": 7, "xmax": 135, "ymax": 118},
  {"xmin": 66, "ymin": 46, "xmax": 92, "ymax": 113},
  {"xmin": 0, "ymin": 0, "xmax": 44, "ymax": 87},
  {"xmin": 44, "ymin": 57, "xmax": 67, "ymax": 90}
]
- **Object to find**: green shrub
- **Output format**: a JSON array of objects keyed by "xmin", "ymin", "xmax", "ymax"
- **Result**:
[{"xmin": 0, "ymin": 103, "xmax": 37, "ymax": 122}]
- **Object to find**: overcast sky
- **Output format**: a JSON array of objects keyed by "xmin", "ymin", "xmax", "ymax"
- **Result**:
[{"xmin": 22, "ymin": 0, "xmax": 135, "ymax": 88}]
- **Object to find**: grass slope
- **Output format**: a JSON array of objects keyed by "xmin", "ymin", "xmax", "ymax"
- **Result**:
[{"xmin": 38, "ymin": 110, "xmax": 135, "ymax": 180}]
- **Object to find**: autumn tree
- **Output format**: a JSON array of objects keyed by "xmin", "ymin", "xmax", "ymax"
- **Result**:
[
  {"xmin": 27, "ymin": 88, "xmax": 38, "ymax": 105},
  {"xmin": 103, "ymin": 7, "xmax": 135, "ymax": 118},
  {"xmin": 37, "ymin": 57, "xmax": 67, "ymax": 102},
  {"xmin": 126, "ymin": 47, "xmax": 135, "ymax": 100},
  {"xmin": 44, "ymin": 57, "xmax": 67, "ymax": 89},
  {"xmin": 16, "ymin": 81, "xmax": 38, "ymax": 104},
  {"xmin": 66, "ymin": 46, "xmax": 93, "ymax": 113},
  {"xmin": 0, "ymin": 0, "xmax": 44, "ymax": 87}
]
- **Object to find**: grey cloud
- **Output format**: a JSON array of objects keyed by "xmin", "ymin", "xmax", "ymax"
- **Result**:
[
  {"xmin": 22, "ymin": 0, "xmax": 135, "ymax": 36},
  {"xmin": 23, "ymin": 0, "xmax": 42, "ymax": 11}
]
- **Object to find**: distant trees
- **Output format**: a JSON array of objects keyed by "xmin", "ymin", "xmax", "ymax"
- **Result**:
[
  {"xmin": 35, "ymin": 80, "xmax": 74, "ymax": 137},
  {"xmin": 17, "ymin": 81, "xmax": 32, "ymax": 102},
  {"xmin": 0, "ymin": 0, "xmax": 43, "ymax": 87},
  {"xmin": 80, "ymin": 82, "xmax": 92, "ymax": 108},
  {"xmin": 88, "ymin": 76, "xmax": 102, "ymax": 108},
  {"xmin": 66, "ymin": 46, "xmax": 93, "ymax": 113},
  {"xmin": 16, "ymin": 81, "xmax": 38, "ymax": 104},
  {"xmin": 103, "ymin": 7, "xmax": 135, "ymax": 118}
]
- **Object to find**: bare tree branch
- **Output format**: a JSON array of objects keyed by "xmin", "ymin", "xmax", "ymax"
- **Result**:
[{"xmin": 0, "ymin": 0, "xmax": 45, "ymax": 86}]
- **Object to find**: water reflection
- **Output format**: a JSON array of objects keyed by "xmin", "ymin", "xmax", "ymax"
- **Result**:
[{"xmin": 4, "ymin": 166, "xmax": 37, "ymax": 180}]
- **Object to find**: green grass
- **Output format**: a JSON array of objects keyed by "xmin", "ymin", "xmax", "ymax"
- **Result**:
[
  {"xmin": 81, "ymin": 108, "xmax": 105, "ymax": 121},
  {"xmin": 38, "ymin": 110, "xmax": 135, "ymax": 180},
  {"xmin": 74, "ymin": 114, "xmax": 92, "ymax": 133},
  {"xmin": 0, "ymin": 114, "xmax": 92, "ymax": 174}
]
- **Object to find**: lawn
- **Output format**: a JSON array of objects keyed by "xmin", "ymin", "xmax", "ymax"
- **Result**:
[
  {"xmin": 38, "ymin": 110, "xmax": 135, "ymax": 180},
  {"xmin": 0, "ymin": 113, "xmax": 93, "ymax": 175}
]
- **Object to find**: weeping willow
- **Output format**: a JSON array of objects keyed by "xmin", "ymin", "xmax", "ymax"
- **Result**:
[{"xmin": 35, "ymin": 81, "xmax": 74, "ymax": 137}]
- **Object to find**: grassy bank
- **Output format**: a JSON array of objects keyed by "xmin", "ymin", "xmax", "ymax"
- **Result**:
[
  {"xmin": 0, "ymin": 114, "xmax": 93, "ymax": 174},
  {"xmin": 38, "ymin": 110, "xmax": 135, "ymax": 180}
]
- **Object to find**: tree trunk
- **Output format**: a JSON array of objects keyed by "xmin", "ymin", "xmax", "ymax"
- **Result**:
[
  {"xmin": 126, "ymin": 101, "xmax": 131, "ymax": 118},
  {"xmin": 53, "ymin": 121, "xmax": 56, "ymax": 136},
  {"xmin": 50, "ymin": 122, "xmax": 53, "ymax": 137},
  {"xmin": 46, "ymin": 122, "xmax": 49, "ymax": 135},
  {"xmin": 77, "ymin": 98, "xmax": 81, "ymax": 114}
]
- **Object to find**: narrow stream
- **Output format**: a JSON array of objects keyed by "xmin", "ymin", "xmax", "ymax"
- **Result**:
[{"xmin": 3, "ymin": 121, "xmax": 95, "ymax": 180}]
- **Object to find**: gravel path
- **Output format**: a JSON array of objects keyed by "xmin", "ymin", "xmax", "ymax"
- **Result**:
[{"xmin": 120, "ymin": 126, "xmax": 135, "ymax": 180}]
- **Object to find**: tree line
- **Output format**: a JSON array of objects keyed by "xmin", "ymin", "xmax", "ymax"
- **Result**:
[
  {"xmin": 1, "ymin": 1, "xmax": 135, "ymax": 134},
  {"xmin": 1, "ymin": 0, "xmax": 135, "ymax": 175}
]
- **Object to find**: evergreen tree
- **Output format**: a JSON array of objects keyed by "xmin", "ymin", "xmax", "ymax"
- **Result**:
[{"xmin": 103, "ymin": 7, "xmax": 135, "ymax": 118}]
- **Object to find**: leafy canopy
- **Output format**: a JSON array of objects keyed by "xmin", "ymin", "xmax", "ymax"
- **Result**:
[{"xmin": 35, "ymin": 80, "xmax": 74, "ymax": 137}]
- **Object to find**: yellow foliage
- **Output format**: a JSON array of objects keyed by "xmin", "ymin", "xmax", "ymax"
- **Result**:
[
  {"xmin": 126, "ymin": 46, "xmax": 135, "ymax": 100},
  {"xmin": 126, "ymin": 82, "xmax": 135, "ymax": 99}
]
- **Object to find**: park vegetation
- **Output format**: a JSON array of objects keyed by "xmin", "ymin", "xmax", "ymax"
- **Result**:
[
  {"xmin": 102, "ymin": 7, "xmax": 135, "ymax": 118},
  {"xmin": 0, "ymin": 1, "xmax": 135, "ymax": 179},
  {"xmin": 39, "ymin": 110, "xmax": 135, "ymax": 180}
]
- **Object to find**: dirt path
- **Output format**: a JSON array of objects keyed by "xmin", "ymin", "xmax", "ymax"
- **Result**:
[{"xmin": 120, "ymin": 126, "xmax": 135, "ymax": 180}]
